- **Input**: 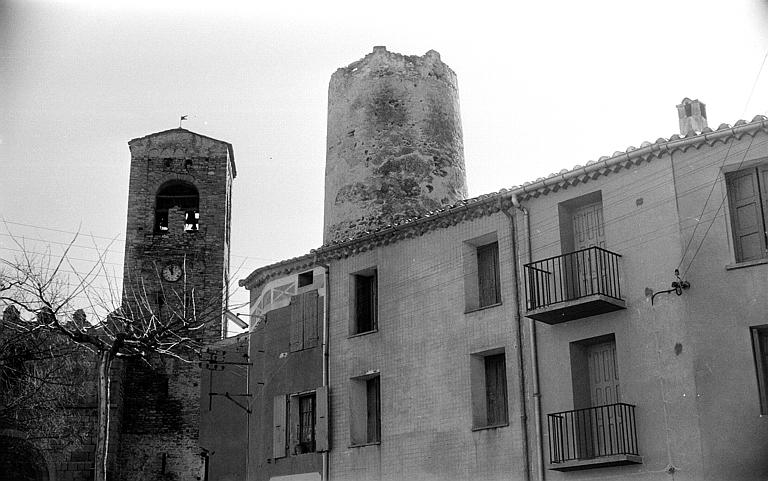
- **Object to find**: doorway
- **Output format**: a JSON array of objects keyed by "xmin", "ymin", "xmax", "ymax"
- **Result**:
[{"xmin": 570, "ymin": 334, "xmax": 624, "ymax": 459}]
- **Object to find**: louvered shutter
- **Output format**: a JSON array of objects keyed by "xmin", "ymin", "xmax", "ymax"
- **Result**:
[
  {"xmin": 288, "ymin": 395, "xmax": 299, "ymax": 454},
  {"xmin": 303, "ymin": 291, "xmax": 319, "ymax": 349},
  {"xmin": 315, "ymin": 386, "xmax": 330, "ymax": 452},
  {"xmin": 273, "ymin": 395, "xmax": 287, "ymax": 458},
  {"xmin": 289, "ymin": 296, "xmax": 303, "ymax": 352},
  {"xmin": 727, "ymin": 169, "xmax": 766, "ymax": 261},
  {"xmin": 759, "ymin": 165, "xmax": 768, "ymax": 257}
]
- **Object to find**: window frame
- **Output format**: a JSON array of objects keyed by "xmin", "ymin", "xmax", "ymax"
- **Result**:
[
  {"xmin": 296, "ymin": 392, "xmax": 316, "ymax": 454},
  {"xmin": 350, "ymin": 268, "xmax": 378, "ymax": 336},
  {"xmin": 463, "ymin": 232, "xmax": 502, "ymax": 313},
  {"xmin": 751, "ymin": 326, "xmax": 768, "ymax": 415},
  {"xmin": 477, "ymin": 241, "xmax": 501, "ymax": 308},
  {"xmin": 725, "ymin": 165, "xmax": 768, "ymax": 263},
  {"xmin": 470, "ymin": 348, "xmax": 509, "ymax": 430},
  {"xmin": 349, "ymin": 372, "xmax": 382, "ymax": 446}
]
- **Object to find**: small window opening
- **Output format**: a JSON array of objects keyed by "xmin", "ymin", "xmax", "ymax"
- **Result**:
[
  {"xmin": 154, "ymin": 182, "xmax": 200, "ymax": 233},
  {"xmin": 350, "ymin": 373, "xmax": 381, "ymax": 445},
  {"xmin": 351, "ymin": 269, "xmax": 377, "ymax": 335},
  {"xmin": 298, "ymin": 271, "xmax": 314, "ymax": 288},
  {"xmin": 471, "ymin": 349, "xmax": 509, "ymax": 429}
]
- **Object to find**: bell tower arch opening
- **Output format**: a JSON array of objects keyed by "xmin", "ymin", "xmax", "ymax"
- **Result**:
[{"xmin": 154, "ymin": 181, "xmax": 200, "ymax": 233}]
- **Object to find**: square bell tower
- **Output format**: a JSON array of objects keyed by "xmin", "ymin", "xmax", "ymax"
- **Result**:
[{"xmin": 122, "ymin": 127, "xmax": 236, "ymax": 341}]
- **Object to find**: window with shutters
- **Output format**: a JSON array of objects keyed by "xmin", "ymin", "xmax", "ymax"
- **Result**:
[
  {"xmin": 290, "ymin": 291, "xmax": 320, "ymax": 352},
  {"xmin": 349, "ymin": 373, "xmax": 381, "ymax": 446},
  {"xmin": 726, "ymin": 166, "xmax": 768, "ymax": 263},
  {"xmin": 275, "ymin": 386, "xmax": 330, "ymax": 458},
  {"xmin": 751, "ymin": 326, "xmax": 768, "ymax": 414},
  {"xmin": 464, "ymin": 233, "xmax": 501, "ymax": 312},
  {"xmin": 350, "ymin": 268, "xmax": 377, "ymax": 335},
  {"xmin": 470, "ymin": 349, "xmax": 509, "ymax": 429}
]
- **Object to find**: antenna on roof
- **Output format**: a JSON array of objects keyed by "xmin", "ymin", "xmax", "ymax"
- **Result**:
[{"xmin": 179, "ymin": 115, "xmax": 188, "ymax": 128}]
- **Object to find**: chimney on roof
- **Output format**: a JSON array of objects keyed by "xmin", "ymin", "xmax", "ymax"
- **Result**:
[{"xmin": 677, "ymin": 98, "xmax": 708, "ymax": 136}]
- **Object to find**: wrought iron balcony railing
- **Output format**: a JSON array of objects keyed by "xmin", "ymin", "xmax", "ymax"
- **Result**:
[
  {"xmin": 523, "ymin": 246, "xmax": 625, "ymax": 324},
  {"xmin": 548, "ymin": 403, "xmax": 640, "ymax": 470}
]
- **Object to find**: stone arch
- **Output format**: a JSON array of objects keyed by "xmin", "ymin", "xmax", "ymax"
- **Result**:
[
  {"xmin": 154, "ymin": 179, "xmax": 200, "ymax": 233},
  {"xmin": 0, "ymin": 430, "xmax": 54, "ymax": 481}
]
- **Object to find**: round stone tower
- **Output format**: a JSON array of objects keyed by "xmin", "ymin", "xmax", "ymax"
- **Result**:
[{"xmin": 323, "ymin": 46, "xmax": 468, "ymax": 243}]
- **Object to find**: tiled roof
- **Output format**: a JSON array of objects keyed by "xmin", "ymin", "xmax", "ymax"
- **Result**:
[{"xmin": 240, "ymin": 115, "xmax": 768, "ymax": 288}]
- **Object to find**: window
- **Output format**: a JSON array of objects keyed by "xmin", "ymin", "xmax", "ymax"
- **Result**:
[
  {"xmin": 477, "ymin": 242, "xmax": 501, "ymax": 308},
  {"xmin": 290, "ymin": 291, "xmax": 320, "ymax": 352},
  {"xmin": 297, "ymin": 393, "xmax": 316, "ymax": 453},
  {"xmin": 751, "ymin": 326, "xmax": 768, "ymax": 414},
  {"xmin": 351, "ymin": 268, "xmax": 377, "ymax": 335},
  {"xmin": 298, "ymin": 271, "xmax": 314, "ymax": 288},
  {"xmin": 273, "ymin": 387, "xmax": 329, "ymax": 458},
  {"xmin": 349, "ymin": 373, "xmax": 381, "ymax": 445},
  {"xmin": 154, "ymin": 182, "xmax": 200, "ymax": 233},
  {"xmin": 463, "ymin": 233, "xmax": 501, "ymax": 312},
  {"xmin": 471, "ymin": 349, "xmax": 508, "ymax": 429},
  {"xmin": 726, "ymin": 166, "xmax": 768, "ymax": 262}
]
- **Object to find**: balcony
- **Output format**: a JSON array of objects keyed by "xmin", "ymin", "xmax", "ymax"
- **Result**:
[
  {"xmin": 548, "ymin": 403, "xmax": 641, "ymax": 471},
  {"xmin": 523, "ymin": 246, "xmax": 625, "ymax": 324}
]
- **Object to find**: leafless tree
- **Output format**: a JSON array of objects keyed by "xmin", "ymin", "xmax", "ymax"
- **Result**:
[
  {"xmin": 0, "ymin": 306, "xmax": 89, "ymax": 443},
  {"xmin": 0, "ymin": 231, "xmax": 234, "ymax": 481}
]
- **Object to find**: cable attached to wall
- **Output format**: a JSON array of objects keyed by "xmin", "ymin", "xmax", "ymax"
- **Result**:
[{"xmin": 650, "ymin": 269, "xmax": 691, "ymax": 305}]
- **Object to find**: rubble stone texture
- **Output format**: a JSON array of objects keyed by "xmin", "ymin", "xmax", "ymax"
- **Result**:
[{"xmin": 323, "ymin": 46, "xmax": 468, "ymax": 243}]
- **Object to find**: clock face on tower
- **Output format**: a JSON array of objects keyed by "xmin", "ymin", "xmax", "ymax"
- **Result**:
[{"xmin": 162, "ymin": 263, "xmax": 183, "ymax": 282}]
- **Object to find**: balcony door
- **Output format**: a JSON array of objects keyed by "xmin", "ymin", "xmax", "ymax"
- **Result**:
[
  {"xmin": 570, "ymin": 201, "xmax": 605, "ymax": 299},
  {"xmin": 584, "ymin": 339, "xmax": 623, "ymax": 458}
]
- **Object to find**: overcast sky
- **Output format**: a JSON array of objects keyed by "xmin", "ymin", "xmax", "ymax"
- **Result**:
[{"xmin": 2, "ymin": 0, "xmax": 768, "ymax": 319}]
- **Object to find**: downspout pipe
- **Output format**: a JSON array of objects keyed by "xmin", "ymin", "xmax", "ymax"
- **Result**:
[
  {"xmin": 320, "ymin": 263, "xmax": 331, "ymax": 481},
  {"xmin": 501, "ymin": 199, "xmax": 530, "ymax": 481},
  {"xmin": 511, "ymin": 194, "xmax": 544, "ymax": 481}
]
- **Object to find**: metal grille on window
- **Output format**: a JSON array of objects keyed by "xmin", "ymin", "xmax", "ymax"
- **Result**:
[{"xmin": 298, "ymin": 394, "xmax": 315, "ymax": 452}]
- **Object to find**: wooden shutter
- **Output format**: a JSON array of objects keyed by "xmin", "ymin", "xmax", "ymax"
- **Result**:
[
  {"xmin": 727, "ymin": 169, "xmax": 766, "ymax": 262},
  {"xmin": 273, "ymin": 395, "xmax": 287, "ymax": 458},
  {"xmin": 485, "ymin": 354, "xmax": 508, "ymax": 425},
  {"xmin": 478, "ymin": 242, "xmax": 500, "ymax": 307},
  {"xmin": 315, "ymin": 385, "xmax": 330, "ymax": 452},
  {"xmin": 303, "ymin": 291, "xmax": 319, "ymax": 349},
  {"xmin": 290, "ymin": 296, "xmax": 303, "ymax": 352}
]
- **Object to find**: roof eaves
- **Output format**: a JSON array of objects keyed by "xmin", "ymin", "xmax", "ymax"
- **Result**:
[{"xmin": 238, "ymin": 116, "xmax": 768, "ymax": 288}]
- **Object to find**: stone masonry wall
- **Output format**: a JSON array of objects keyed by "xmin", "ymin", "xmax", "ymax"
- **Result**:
[
  {"xmin": 324, "ymin": 47, "xmax": 467, "ymax": 243},
  {"xmin": 116, "ymin": 129, "xmax": 235, "ymax": 481}
]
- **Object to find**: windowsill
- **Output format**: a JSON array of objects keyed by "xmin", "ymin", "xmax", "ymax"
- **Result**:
[
  {"xmin": 465, "ymin": 302, "xmax": 502, "ymax": 314},
  {"xmin": 348, "ymin": 441, "xmax": 380, "ymax": 448},
  {"xmin": 471, "ymin": 422, "xmax": 509, "ymax": 432},
  {"xmin": 291, "ymin": 451, "xmax": 317, "ymax": 457},
  {"xmin": 726, "ymin": 258, "xmax": 768, "ymax": 270},
  {"xmin": 348, "ymin": 329, "xmax": 378, "ymax": 339}
]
